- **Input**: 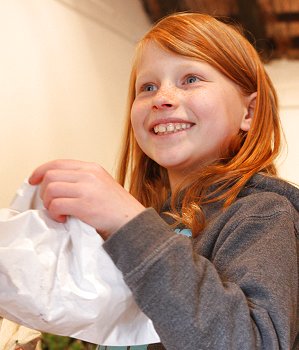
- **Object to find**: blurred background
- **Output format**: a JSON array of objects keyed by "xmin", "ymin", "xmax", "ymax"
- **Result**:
[{"xmin": 0, "ymin": 0, "xmax": 298, "ymax": 348}]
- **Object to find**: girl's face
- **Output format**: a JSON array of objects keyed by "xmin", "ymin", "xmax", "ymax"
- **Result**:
[{"xmin": 131, "ymin": 42, "xmax": 255, "ymax": 188}]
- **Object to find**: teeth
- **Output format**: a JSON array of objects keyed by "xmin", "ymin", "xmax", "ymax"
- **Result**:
[
  {"xmin": 154, "ymin": 125, "xmax": 166, "ymax": 133},
  {"xmin": 153, "ymin": 123, "xmax": 192, "ymax": 135},
  {"xmin": 167, "ymin": 124, "xmax": 175, "ymax": 132}
]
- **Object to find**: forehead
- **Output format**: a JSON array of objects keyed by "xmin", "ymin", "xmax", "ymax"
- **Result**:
[
  {"xmin": 134, "ymin": 41, "xmax": 205, "ymax": 79},
  {"xmin": 134, "ymin": 41, "xmax": 224, "ymax": 82},
  {"xmin": 136, "ymin": 41, "xmax": 187, "ymax": 67}
]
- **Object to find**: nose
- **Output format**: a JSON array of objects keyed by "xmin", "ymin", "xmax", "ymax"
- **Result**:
[{"xmin": 152, "ymin": 85, "xmax": 179, "ymax": 111}]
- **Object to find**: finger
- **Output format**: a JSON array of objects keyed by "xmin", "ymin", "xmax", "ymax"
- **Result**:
[
  {"xmin": 47, "ymin": 197, "xmax": 82, "ymax": 223},
  {"xmin": 29, "ymin": 159, "xmax": 87, "ymax": 185},
  {"xmin": 39, "ymin": 169, "xmax": 84, "ymax": 198},
  {"xmin": 42, "ymin": 182, "xmax": 81, "ymax": 209},
  {"xmin": 47, "ymin": 211, "xmax": 67, "ymax": 223}
]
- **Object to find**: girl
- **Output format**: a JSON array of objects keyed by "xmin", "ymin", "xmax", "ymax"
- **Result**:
[{"xmin": 29, "ymin": 13, "xmax": 298, "ymax": 349}]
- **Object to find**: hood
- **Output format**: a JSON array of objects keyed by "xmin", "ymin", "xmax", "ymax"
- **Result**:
[
  {"xmin": 239, "ymin": 174, "xmax": 299, "ymax": 238},
  {"xmin": 240, "ymin": 173, "xmax": 299, "ymax": 212},
  {"xmin": 161, "ymin": 173, "xmax": 299, "ymax": 232}
]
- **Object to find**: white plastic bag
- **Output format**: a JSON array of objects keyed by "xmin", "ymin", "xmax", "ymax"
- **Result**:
[{"xmin": 0, "ymin": 180, "xmax": 160, "ymax": 345}]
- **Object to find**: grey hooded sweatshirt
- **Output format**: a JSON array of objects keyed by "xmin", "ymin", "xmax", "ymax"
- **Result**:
[{"xmin": 104, "ymin": 174, "xmax": 299, "ymax": 350}]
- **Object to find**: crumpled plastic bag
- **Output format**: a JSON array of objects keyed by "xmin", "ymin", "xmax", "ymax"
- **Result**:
[{"xmin": 0, "ymin": 180, "xmax": 160, "ymax": 346}]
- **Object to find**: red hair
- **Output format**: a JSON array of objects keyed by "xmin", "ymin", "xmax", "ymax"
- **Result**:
[{"xmin": 117, "ymin": 12, "xmax": 282, "ymax": 236}]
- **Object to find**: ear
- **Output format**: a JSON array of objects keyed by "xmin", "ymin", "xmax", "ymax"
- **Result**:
[{"xmin": 240, "ymin": 92, "xmax": 257, "ymax": 132}]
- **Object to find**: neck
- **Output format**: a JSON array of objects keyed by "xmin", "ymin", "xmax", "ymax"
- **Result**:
[{"xmin": 168, "ymin": 169, "xmax": 188, "ymax": 192}]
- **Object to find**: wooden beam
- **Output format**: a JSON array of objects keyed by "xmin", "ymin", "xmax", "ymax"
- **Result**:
[
  {"xmin": 236, "ymin": 0, "xmax": 271, "ymax": 57},
  {"xmin": 141, "ymin": 0, "xmax": 187, "ymax": 23},
  {"xmin": 277, "ymin": 12, "xmax": 299, "ymax": 21}
]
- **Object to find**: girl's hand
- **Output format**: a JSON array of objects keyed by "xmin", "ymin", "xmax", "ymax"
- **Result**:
[{"xmin": 29, "ymin": 159, "xmax": 145, "ymax": 239}]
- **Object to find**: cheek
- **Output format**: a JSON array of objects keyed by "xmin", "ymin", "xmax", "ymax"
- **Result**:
[
  {"xmin": 130, "ymin": 101, "xmax": 147, "ymax": 142},
  {"xmin": 130, "ymin": 101, "xmax": 141, "ymax": 130},
  {"xmin": 187, "ymin": 90, "xmax": 211, "ymax": 116}
]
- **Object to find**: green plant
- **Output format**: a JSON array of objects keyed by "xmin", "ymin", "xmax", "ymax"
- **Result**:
[{"xmin": 41, "ymin": 333, "xmax": 97, "ymax": 350}]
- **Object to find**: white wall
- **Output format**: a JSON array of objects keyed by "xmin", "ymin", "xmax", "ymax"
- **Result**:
[
  {"xmin": 0, "ymin": 0, "xmax": 150, "ymax": 206},
  {"xmin": 266, "ymin": 60, "xmax": 299, "ymax": 186}
]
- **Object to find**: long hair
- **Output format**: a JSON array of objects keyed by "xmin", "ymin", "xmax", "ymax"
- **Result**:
[{"xmin": 117, "ymin": 12, "xmax": 282, "ymax": 236}]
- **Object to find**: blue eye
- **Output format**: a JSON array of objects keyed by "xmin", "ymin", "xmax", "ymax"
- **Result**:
[
  {"xmin": 185, "ymin": 75, "xmax": 200, "ymax": 84},
  {"xmin": 142, "ymin": 84, "xmax": 157, "ymax": 92}
]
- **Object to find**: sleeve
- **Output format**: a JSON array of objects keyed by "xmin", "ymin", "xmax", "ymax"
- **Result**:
[{"xmin": 103, "ymin": 195, "xmax": 298, "ymax": 350}]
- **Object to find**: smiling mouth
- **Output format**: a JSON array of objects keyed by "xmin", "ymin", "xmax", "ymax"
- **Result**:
[{"xmin": 153, "ymin": 122, "xmax": 193, "ymax": 135}]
